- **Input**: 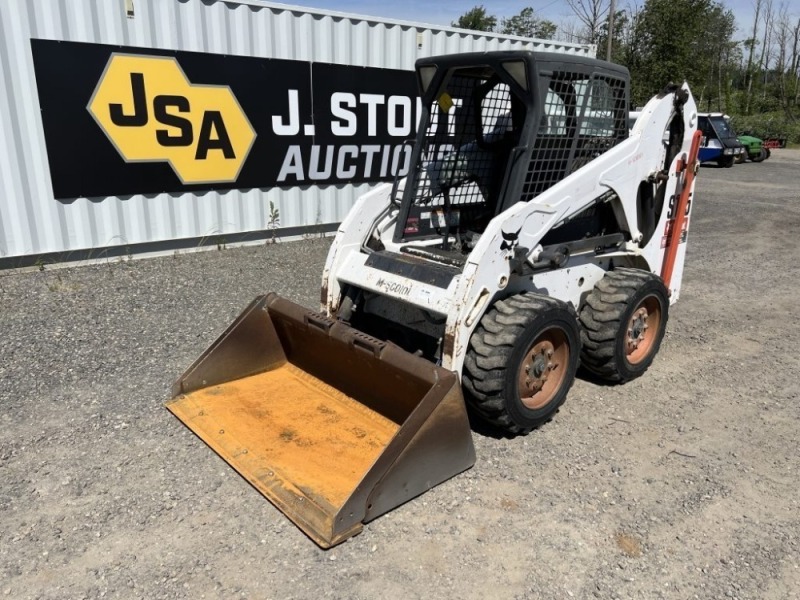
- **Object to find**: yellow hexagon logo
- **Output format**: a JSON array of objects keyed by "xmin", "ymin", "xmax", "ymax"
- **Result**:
[{"xmin": 88, "ymin": 54, "xmax": 256, "ymax": 185}]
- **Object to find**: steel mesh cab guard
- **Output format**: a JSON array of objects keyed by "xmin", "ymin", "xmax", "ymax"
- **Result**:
[{"xmin": 396, "ymin": 51, "xmax": 630, "ymax": 248}]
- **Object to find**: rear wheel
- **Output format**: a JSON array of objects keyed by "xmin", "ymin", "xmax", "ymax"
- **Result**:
[
  {"xmin": 462, "ymin": 293, "xmax": 581, "ymax": 435},
  {"xmin": 752, "ymin": 148, "xmax": 768, "ymax": 163},
  {"xmin": 579, "ymin": 268, "xmax": 669, "ymax": 383}
]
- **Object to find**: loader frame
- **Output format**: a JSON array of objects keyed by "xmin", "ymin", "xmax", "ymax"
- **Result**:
[{"xmin": 322, "ymin": 52, "xmax": 698, "ymax": 376}]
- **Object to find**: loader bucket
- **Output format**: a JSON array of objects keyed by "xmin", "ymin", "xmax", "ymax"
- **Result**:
[{"xmin": 167, "ymin": 294, "xmax": 475, "ymax": 548}]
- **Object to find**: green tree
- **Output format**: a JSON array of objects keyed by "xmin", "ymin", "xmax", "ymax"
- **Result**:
[
  {"xmin": 607, "ymin": 0, "xmax": 798, "ymax": 139},
  {"xmin": 500, "ymin": 7, "xmax": 557, "ymax": 39},
  {"xmin": 698, "ymin": 4, "xmax": 739, "ymax": 112},
  {"xmin": 596, "ymin": 8, "xmax": 629, "ymax": 62},
  {"xmin": 626, "ymin": 0, "xmax": 735, "ymax": 107},
  {"xmin": 452, "ymin": 5, "xmax": 497, "ymax": 32}
]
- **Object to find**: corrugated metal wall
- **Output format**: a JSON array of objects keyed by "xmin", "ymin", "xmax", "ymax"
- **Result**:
[{"xmin": 0, "ymin": 0, "xmax": 594, "ymax": 262}]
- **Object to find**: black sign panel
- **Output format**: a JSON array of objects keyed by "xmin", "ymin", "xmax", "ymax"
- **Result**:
[{"xmin": 30, "ymin": 39, "xmax": 419, "ymax": 199}]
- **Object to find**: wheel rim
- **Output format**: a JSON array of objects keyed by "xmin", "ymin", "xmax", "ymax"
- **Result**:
[
  {"xmin": 517, "ymin": 327, "xmax": 570, "ymax": 410},
  {"xmin": 625, "ymin": 295, "xmax": 662, "ymax": 365}
]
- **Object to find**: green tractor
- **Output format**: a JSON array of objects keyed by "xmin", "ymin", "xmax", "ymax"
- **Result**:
[{"xmin": 737, "ymin": 133, "xmax": 770, "ymax": 163}]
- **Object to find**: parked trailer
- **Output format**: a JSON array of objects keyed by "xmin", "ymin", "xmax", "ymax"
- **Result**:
[{"xmin": 763, "ymin": 137, "xmax": 787, "ymax": 149}]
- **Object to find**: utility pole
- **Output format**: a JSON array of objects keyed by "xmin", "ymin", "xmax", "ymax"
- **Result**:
[{"xmin": 606, "ymin": 0, "xmax": 615, "ymax": 61}]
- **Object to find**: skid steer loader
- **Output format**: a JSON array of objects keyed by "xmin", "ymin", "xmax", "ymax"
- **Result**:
[{"xmin": 168, "ymin": 51, "xmax": 701, "ymax": 548}]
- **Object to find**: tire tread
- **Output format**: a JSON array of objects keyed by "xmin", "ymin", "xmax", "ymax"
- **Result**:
[
  {"xmin": 578, "ymin": 268, "xmax": 668, "ymax": 382},
  {"xmin": 462, "ymin": 293, "xmax": 579, "ymax": 435}
]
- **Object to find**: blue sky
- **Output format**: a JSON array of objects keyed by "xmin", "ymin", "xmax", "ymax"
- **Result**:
[{"xmin": 279, "ymin": 0, "xmax": 769, "ymax": 40}]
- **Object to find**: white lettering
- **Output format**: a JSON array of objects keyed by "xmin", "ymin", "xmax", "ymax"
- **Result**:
[
  {"xmin": 391, "ymin": 144, "xmax": 412, "ymax": 176},
  {"xmin": 380, "ymin": 144, "xmax": 391, "ymax": 177},
  {"xmin": 330, "ymin": 92, "xmax": 357, "ymax": 136},
  {"xmin": 278, "ymin": 144, "xmax": 412, "ymax": 183},
  {"xmin": 336, "ymin": 145, "xmax": 359, "ymax": 178},
  {"xmin": 361, "ymin": 145, "xmax": 380, "ymax": 178},
  {"xmin": 359, "ymin": 93, "xmax": 385, "ymax": 136},
  {"xmin": 387, "ymin": 95, "xmax": 412, "ymax": 137},
  {"xmin": 309, "ymin": 145, "xmax": 333, "ymax": 180},
  {"xmin": 272, "ymin": 90, "xmax": 300, "ymax": 136},
  {"xmin": 277, "ymin": 145, "xmax": 304, "ymax": 182}
]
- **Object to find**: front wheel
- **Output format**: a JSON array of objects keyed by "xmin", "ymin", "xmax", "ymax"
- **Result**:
[
  {"xmin": 717, "ymin": 156, "xmax": 735, "ymax": 168},
  {"xmin": 462, "ymin": 294, "xmax": 581, "ymax": 435}
]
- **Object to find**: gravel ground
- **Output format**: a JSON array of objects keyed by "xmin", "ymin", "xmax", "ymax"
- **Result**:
[{"xmin": 1, "ymin": 150, "xmax": 799, "ymax": 600}]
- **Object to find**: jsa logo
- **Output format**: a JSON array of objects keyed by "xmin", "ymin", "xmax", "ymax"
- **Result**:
[{"xmin": 88, "ymin": 54, "xmax": 255, "ymax": 184}]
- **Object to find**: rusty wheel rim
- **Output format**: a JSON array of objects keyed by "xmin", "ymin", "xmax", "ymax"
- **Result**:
[
  {"xmin": 625, "ymin": 295, "xmax": 662, "ymax": 365},
  {"xmin": 517, "ymin": 328, "xmax": 570, "ymax": 410}
]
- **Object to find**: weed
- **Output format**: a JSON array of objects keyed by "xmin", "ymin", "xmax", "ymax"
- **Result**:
[
  {"xmin": 268, "ymin": 200, "xmax": 280, "ymax": 244},
  {"xmin": 46, "ymin": 271, "xmax": 79, "ymax": 293}
]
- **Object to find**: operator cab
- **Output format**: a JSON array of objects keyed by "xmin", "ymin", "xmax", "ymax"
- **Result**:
[
  {"xmin": 354, "ymin": 52, "xmax": 631, "ymax": 360},
  {"xmin": 394, "ymin": 51, "xmax": 630, "ymax": 263}
]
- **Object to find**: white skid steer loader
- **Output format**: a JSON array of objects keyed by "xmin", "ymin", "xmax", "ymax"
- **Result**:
[{"xmin": 168, "ymin": 51, "xmax": 701, "ymax": 548}]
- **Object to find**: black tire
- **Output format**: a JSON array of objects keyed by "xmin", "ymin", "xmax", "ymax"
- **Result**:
[
  {"xmin": 752, "ymin": 148, "xmax": 768, "ymax": 163},
  {"xmin": 579, "ymin": 268, "xmax": 669, "ymax": 383},
  {"xmin": 716, "ymin": 156, "xmax": 735, "ymax": 168},
  {"xmin": 462, "ymin": 293, "xmax": 581, "ymax": 435}
]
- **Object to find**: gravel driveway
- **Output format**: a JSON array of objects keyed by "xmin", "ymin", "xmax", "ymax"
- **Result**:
[{"xmin": 1, "ymin": 150, "xmax": 799, "ymax": 600}]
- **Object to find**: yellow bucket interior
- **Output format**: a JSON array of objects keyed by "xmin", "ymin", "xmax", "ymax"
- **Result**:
[
  {"xmin": 170, "ymin": 363, "xmax": 399, "ymax": 510},
  {"xmin": 167, "ymin": 294, "xmax": 475, "ymax": 548}
]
